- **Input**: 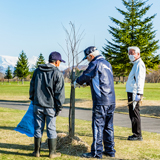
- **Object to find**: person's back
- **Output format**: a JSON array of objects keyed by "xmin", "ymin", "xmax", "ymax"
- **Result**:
[
  {"xmin": 77, "ymin": 55, "xmax": 115, "ymax": 105},
  {"xmin": 29, "ymin": 51, "xmax": 65, "ymax": 158},
  {"xmin": 91, "ymin": 55, "xmax": 115, "ymax": 105},
  {"xmin": 30, "ymin": 63, "xmax": 65, "ymax": 108}
]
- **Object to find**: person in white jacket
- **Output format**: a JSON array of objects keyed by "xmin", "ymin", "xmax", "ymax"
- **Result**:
[{"xmin": 126, "ymin": 46, "xmax": 146, "ymax": 141}]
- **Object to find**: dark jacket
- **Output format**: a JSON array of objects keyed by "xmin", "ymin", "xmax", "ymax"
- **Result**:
[
  {"xmin": 29, "ymin": 63, "xmax": 65, "ymax": 111},
  {"xmin": 76, "ymin": 55, "xmax": 115, "ymax": 105}
]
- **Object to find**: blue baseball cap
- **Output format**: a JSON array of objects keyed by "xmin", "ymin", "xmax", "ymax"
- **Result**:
[
  {"xmin": 82, "ymin": 46, "xmax": 98, "ymax": 61},
  {"xmin": 49, "ymin": 51, "xmax": 65, "ymax": 63}
]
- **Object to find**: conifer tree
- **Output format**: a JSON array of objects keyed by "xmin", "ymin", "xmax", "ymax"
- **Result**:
[
  {"xmin": 5, "ymin": 66, "xmax": 12, "ymax": 83},
  {"xmin": 29, "ymin": 53, "xmax": 46, "ymax": 79},
  {"xmin": 102, "ymin": 0, "xmax": 160, "ymax": 78},
  {"xmin": 15, "ymin": 50, "xmax": 29, "ymax": 84},
  {"xmin": 35, "ymin": 53, "xmax": 45, "ymax": 68}
]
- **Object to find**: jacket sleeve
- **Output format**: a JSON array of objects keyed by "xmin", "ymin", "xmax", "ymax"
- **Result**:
[
  {"xmin": 135, "ymin": 63, "xmax": 146, "ymax": 94},
  {"xmin": 29, "ymin": 69, "xmax": 36, "ymax": 101},
  {"xmin": 76, "ymin": 62, "xmax": 97, "ymax": 85},
  {"xmin": 54, "ymin": 72, "xmax": 65, "ymax": 111}
]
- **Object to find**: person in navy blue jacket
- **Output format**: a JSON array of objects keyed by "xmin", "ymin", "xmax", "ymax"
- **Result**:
[{"xmin": 75, "ymin": 46, "xmax": 116, "ymax": 159}]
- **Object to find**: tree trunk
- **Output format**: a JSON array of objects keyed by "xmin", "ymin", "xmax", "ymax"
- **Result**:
[
  {"xmin": 123, "ymin": 76, "xmax": 125, "ymax": 84},
  {"xmin": 69, "ymin": 69, "xmax": 75, "ymax": 137},
  {"xmin": 22, "ymin": 78, "xmax": 24, "ymax": 84}
]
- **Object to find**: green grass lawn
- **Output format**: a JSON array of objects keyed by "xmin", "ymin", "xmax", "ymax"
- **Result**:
[
  {"xmin": 0, "ymin": 107, "xmax": 160, "ymax": 160},
  {"xmin": 0, "ymin": 81, "xmax": 159, "ymax": 101}
]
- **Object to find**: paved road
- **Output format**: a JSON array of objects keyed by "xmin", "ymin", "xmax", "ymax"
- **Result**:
[{"xmin": 0, "ymin": 101, "xmax": 160, "ymax": 134}]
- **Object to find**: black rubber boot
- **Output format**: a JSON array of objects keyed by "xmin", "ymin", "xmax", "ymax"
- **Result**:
[
  {"xmin": 48, "ymin": 138, "xmax": 61, "ymax": 158},
  {"xmin": 33, "ymin": 137, "xmax": 41, "ymax": 157}
]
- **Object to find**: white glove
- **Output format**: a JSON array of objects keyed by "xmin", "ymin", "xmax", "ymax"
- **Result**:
[
  {"xmin": 82, "ymin": 83, "xmax": 87, "ymax": 88},
  {"xmin": 135, "ymin": 94, "xmax": 141, "ymax": 102},
  {"xmin": 73, "ymin": 81, "xmax": 80, "ymax": 88}
]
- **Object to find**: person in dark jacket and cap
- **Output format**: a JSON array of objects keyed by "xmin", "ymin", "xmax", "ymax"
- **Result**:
[
  {"xmin": 29, "ymin": 51, "xmax": 65, "ymax": 158},
  {"xmin": 74, "ymin": 46, "xmax": 116, "ymax": 159}
]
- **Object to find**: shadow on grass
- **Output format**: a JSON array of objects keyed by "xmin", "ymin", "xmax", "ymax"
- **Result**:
[
  {"xmin": 0, "ymin": 136, "xmax": 123, "ymax": 159},
  {"xmin": 0, "ymin": 143, "xmax": 32, "ymax": 151},
  {"xmin": 114, "ymin": 135, "xmax": 127, "ymax": 141},
  {"xmin": 0, "ymin": 143, "xmax": 49, "ymax": 157},
  {"xmin": 0, "ymin": 126, "xmax": 15, "ymax": 131},
  {"xmin": 0, "ymin": 149, "xmax": 32, "ymax": 157}
]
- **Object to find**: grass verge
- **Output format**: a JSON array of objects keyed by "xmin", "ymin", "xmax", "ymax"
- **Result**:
[{"xmin": 0, "ymin": 82, "xmax": 160, "ymax": 101}]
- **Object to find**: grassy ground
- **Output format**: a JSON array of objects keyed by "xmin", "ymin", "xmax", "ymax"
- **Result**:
[
  {"xmin": 0, "ymin": 81, "xmax": 159, "ymax": 101},
  {"xmin": 0, "ymin": 107, "xmax": 160, "ymax": 160}
]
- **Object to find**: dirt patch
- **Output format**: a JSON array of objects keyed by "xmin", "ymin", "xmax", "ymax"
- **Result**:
[
  {"xmin": 41, "ymin": 133, "xmax": 90, "ymax": 156},
  {"xmin": 115, "ymin": 100, "xmax": 160, "ymax": 117},
  {"xmin": 64, "ymin": 100, "xmax": 160, "ymax": 118}
]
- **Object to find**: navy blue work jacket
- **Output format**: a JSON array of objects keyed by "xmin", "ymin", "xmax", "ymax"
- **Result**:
[{"xmin": 76, "ymin": 55, "xmax": 115, "ymax": 105}]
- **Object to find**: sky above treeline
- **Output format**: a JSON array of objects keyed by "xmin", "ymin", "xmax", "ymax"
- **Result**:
[{"xmin": 0, "ymin": 0, "xmax": 159, "ymax": 68}]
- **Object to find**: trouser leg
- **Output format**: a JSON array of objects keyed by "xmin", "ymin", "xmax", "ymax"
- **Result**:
[
  {"xmin": 33, "ymin": 105, "xmax": 45, "ymax": 157},
  {"xmin": 91, "ymin": 105, "xmax": 105, "ymax": 159},
  {"xmin": 34, "ymin": 105, "xmax": 45, "ymax": 138},
  {"xmin": 103, "ymin": 105, "xmax": 116, "ymax": 157},
  {"xmin": 45, "ymin": 108, "xmax": 57, "ymax": 139},
  {"xmin": 127, "ymin": 92, "xmax": 142, "ymax": 137},
  {"xmin": 45, "ymin": 108, "xmax": 60, "ymax": 158}
]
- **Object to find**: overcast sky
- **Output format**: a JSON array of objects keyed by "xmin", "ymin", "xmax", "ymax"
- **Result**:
[{"xmin": 0, "ymin": 0, "xmax": 159, "ymax": 68}]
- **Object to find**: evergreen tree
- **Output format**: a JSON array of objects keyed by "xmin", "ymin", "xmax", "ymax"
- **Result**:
[
  {"xmin": 15, "ymin": 50, "xmax": 29, "ymax": 84},
  {"xmin": 5, "ymin": 66, "xmax": 12, "ymax": 83},
  {"xmin": 102, "ymin": 0, "xmax": 160, "ymax": 78},
  {"xmin": 29, "ymin": 53, "xmax": 46, "ymax": 79},
  {"xmin": 13, "ymin": 67, "xmax": 19, "ymax": 83},
  {"xmin": 35, "ymin": 53, "xmax": 45, "ymax": 68},
  {"xmin": 13, "ymin": 67, "xmax": 17, "ymax": 78}
]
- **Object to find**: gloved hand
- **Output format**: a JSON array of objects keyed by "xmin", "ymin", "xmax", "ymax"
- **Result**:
[
  {"xmin": 73, "ymin": 81, "xmax": 80, "ymax": 88},
  {"xmin": 55, "ymin": 111, "xmax": 61, "ymax": 117},
  {"xmin": 82, "ymin": 83, "xmax": 87, "ymax": 88},
  {"xmin": 55, "ymin": 110, "xmax": 61, "ymax": 117},
  {"xmin": 135, "ymin": 94, "xmax": 141, "ymax": 102}
]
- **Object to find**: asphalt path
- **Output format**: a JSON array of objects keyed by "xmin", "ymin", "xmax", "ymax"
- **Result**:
[{"xmin": 0, "ymin": 101, "xmax": 160, "ymax": 134}]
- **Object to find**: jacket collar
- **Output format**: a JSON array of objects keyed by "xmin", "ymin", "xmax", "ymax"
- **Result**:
[
  {"xmin": 132, "ymin": 57, "xmax": 141, "ymax": 65},
  {"xmin": 90, "ymin": 55, "xmax": 103, "ymax": 62}
]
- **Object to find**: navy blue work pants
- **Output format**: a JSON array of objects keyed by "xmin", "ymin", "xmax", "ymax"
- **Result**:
[
  {"xmin": 34, "ymin": 105, "xmax": 57, "ymax": 139},
  {"xmin": 91, "ymin": 105, "xmax": 116, "ymax": 158}
]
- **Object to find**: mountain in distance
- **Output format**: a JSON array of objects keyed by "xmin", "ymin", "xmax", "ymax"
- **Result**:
[
  {"xmin": 62, "ymin": 65, "xmax": 87, "ymax": 73},
  {"xmin": 0, "ymin": 55, "xmax": 72, "ymax": 74},
  {"xmin": 0, "ymin": 55, "xmax": 38, "ymax": 73}
]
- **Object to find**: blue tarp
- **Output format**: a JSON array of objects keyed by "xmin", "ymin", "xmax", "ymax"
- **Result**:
[{"xmin": 14, "ymin": 101, "xmax": 34, "ymax": 137}]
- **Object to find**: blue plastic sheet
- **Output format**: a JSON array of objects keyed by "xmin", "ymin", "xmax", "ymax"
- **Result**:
[{"xmin": 14, "ymin": 101, "xmax": 34, "ymax": 137}]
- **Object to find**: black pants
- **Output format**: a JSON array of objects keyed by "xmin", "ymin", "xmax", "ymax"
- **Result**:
[{"xmin": 127, "ymin": 92, "xmax": 142, "ymax": 137}]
